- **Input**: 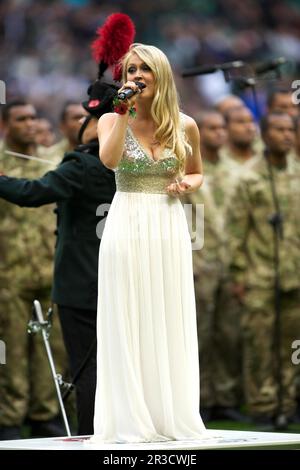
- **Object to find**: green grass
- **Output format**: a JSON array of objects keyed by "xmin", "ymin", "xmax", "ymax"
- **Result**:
[{"xmin": 207, "ymin": 420, "xmax": 300, "ymax": 433}]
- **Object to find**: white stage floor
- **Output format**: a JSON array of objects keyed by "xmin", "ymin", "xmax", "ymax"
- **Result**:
[{"xmin": 0, "ymin": 429, "xmax": 300, "ymax": 450}]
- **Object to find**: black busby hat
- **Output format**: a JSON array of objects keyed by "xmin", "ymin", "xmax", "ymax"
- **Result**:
[
  {"xmin": 81, "ymin": 13, "xmax": 135, "ymax": 119},
  {"xmin": 82, "ymin": 80, "xmax": 118, "ymax": 119}
]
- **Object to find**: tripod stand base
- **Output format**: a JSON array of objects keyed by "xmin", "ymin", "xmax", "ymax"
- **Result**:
[{"xmin": 274, "ymin": 414, "xmax": 289, "ymax": 431}]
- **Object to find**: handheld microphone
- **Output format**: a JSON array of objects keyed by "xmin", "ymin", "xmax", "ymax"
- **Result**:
[
  {"xmin": 255, "ymin": 57, "xmax": 287, "ymax": 75},
  {"xmin": 118, "ymin": 81, "xmax": 146, "ymax": 100},
  {"xmin": 182, "ymin": 61, "xmax": 245, "ymax": 77}
]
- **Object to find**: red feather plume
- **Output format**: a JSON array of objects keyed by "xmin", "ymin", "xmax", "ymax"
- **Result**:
[{"xmin": 91, "ymin": 13, "xmax": 135, "ymax": 74}]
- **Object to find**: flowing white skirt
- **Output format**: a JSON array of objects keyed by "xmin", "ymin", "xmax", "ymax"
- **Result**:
[{"xmin": 91, "ymin": 191, "xmax": 206, "ymax": 443}]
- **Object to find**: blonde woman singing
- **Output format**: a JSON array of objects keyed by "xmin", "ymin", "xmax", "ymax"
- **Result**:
[{"xmin": 91, "ymin": 43, "xmax": 206, "ymax": 444}]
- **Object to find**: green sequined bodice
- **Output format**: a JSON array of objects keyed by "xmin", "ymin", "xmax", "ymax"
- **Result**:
[{"xmin": 115, "ymin": 127, "xmax": 180, "ymax": 194}]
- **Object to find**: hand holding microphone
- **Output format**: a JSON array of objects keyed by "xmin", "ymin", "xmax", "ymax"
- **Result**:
[
  {"xmin": 113, "ymin": 81, "xmax": 146, "ymax": 116},
  {"xmin": 118, "ymin": 81, "xmax": 146, "ymax": 107}
]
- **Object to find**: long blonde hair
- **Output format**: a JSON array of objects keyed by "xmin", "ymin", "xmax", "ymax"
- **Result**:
[{"xmin": 122, "ymin": 43, "xmax": 191, "ymax": 169}]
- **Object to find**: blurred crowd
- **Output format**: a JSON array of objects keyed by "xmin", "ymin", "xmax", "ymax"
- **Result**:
[{"xmin": 1, "ymin": 0, "xmax": 300, "ymax": 126}]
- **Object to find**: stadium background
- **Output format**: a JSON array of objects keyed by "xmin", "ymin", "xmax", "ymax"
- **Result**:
[
  {"xmin": 1, "ymin": 0, "xmax": 300, "ymax": 437},
  {"xmin": 1, "ymin": 0, "xmax": 300, "ymax": 126}
]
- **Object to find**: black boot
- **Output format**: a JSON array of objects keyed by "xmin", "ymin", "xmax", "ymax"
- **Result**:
[
  {"xmin": 0, "ymin": 426, "xmax": 22, "ymax": 440},
  {"xmin": 29, "ymin": 415, "xmax": 67, "ymax": 438},
  {"xmin": 274, "ymin": 414, "xmax": 289, "ymax": 431}
]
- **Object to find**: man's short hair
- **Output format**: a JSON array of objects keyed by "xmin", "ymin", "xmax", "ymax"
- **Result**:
[
  {"xmin": 1, "ymin": 99, "xmax": 29, "ymax": 123},
  {"xmin": 260, "ymin": 112, "xmax": 295, "ymax": 135},
  {"xmin": 194, "ymin": 110, "xmax": 223, "ymax": 128},
  {"xmin": 223, "ymin": 106, "xmax": 251, "ymax": 125},
  {"xmin": 60, "ymin": 101, "xmax": 81, "ymax": 122},
  {"xmin": 266, "ymin": 88, "xmax": 291, "ymax": 109}
]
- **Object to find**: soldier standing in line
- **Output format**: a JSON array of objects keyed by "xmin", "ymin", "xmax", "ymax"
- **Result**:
[
  {"xmin": 220, "ymin": 106, "xmax": 258, "ymax": 168},
  {"xmin": 226, "ymin": 112, "xmax": 300, "ymax": 426},
  {"xmin": 45, "ymin": 101, "xmax": 87, "ymax": 164},
  {"xmin": 35, "ymin": 118, "xmax": 56, "ymax": 148},
  {"xmin": 184, "ymin": 110, "xmax": 249, "ymax": 422},
  {"xmin": 0, "ymin": 100, "xmax": 68, "ymax": 440},
  {"xmin": 287, "ymin": 114, "xmax": 300, "ymax": 417},
  {"xmin": 295, "ymin": 116, "xmax": 300, "ymax": 160},
  {"xmin": 214, "ymin": 95, "xmax": 245, "ymax": 116},
  {"xmin": 266, "ymin": 88, "xmax": 300, "ymax": 119},
  {"xmin": 289, "ymin": 115, "xmax": 300, "ymax": 170},
  {"xmin": 215, "ymin": 95, "xmax": 264, "ymax": 155}
]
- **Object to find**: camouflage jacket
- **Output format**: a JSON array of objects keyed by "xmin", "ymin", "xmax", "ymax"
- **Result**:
[
  {"xmin": 183, "ymin": 154, "xmax": 246, "ymax": 274},
  {"xmin": 0, "ymin": 142, "xmax": 56, "ymax": 293},
  {"xmin": 226, "ymin": 155, "xmax": 300, "ymax": 290},
  {"xmin": 44, "ymin": 138, "xmax": 71, "ymax": 166}
]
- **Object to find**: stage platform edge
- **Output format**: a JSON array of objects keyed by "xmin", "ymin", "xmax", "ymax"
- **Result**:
[{"xmin": 0, "ymin": 429, "xmax": 300, "ymax": 450}]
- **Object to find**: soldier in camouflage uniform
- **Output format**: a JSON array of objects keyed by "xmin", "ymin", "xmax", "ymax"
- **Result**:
[
  {"xmin": 226, "ymin": 112, "xmax": 300, "ymax": 423},
  {"xmin": 288, "ymin": 114, "xmax": 300, "ymax": 415},
  {"xmin": 35, "ymin": 118, "xmax": 56, "ymax": 148},
  {"xmin": 288, "ymin": 115, "xmax": 300, "ymax": 171},
  {"xmin": 215, "ymin": 95, "xmax": 264, "ymax": 156},
  {"xmin": 220, "ymin": 106, "xmax": 258, "ymax": 166},
  {"xmin": 214, "ymin": 95, "xmax": 245, "ymax": 116},
  {"xmin": 44, "ymin": 102, "xmax": 87, "ymax": 165},
  {"xmin": 0, "ymin": 100, "xmax": 68, "ymax": 439},
  {"xmin": 184, "ymin": 111, "xmax": 250, "ymax": 422},
  {"xmin": 266, "ymin": 88, "xmax": 300, "ymax": 119}
]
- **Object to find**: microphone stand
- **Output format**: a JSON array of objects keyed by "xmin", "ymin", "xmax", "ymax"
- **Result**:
[
  {"xmin": 231, "ymin": 77, "xmax": 261, "ymax": 119},
  {"xmin": 265, "ymin": 149, "xmax": 286, "ymax": 430},
  {"xmin": 223, "ymin": 70, "xmax": 286, "ymax": 430},
  {"xmin": 28, "ymin": 300, "xmax": 72, "ymax": 436},
  {"xmin": 225, "ymin": 71, "xmax": 286, "ymax": 430}
]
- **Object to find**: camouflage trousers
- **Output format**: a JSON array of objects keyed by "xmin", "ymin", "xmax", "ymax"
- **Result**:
[
  {"xmin": 194, "ymin": 264, "xmax": 243, "ymax": 408},
  {"xmin": 242, "ymin": 287, "xmax": 300, "ymax": 417},
  {"xmin": 0, "ymin": 287, "xmax": 69, "ymax": 426}
]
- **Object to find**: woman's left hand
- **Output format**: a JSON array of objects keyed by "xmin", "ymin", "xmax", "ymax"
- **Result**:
[{"xmin": 166, "ymin": 179, "xmax": 191, "ymax": 196}]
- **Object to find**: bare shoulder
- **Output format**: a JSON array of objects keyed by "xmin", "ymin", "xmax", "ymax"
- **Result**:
[
  {"xmin": 180, "ymin": 112, "xmax": 199, "ymax": 140},
  {"xmin": 97, "ymin": 112, "xmax": 118, "ymax": 130},
  {"xmin": 180, "ymin": 112, "xmax": 196, "ymax": 128}
]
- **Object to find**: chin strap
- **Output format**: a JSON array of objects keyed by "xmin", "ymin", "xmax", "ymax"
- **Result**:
[{"xmin": 78, "ymin": 115, "xmax": 93, "ymax": 144}]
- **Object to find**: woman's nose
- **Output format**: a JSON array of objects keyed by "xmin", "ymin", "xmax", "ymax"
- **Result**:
[{"xmin": 134, "ymin": 70, "xmax": 143, "ymax": 80}]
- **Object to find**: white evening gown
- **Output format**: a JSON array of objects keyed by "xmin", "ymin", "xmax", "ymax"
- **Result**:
[{"xmin": 90, "ymin": 123, "xmax": 206, "ymax": 443}]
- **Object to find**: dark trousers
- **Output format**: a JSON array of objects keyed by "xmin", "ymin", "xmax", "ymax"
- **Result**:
[{"xmin": 58, "ymin": 305, "xmax": 97, "ymax": 435}]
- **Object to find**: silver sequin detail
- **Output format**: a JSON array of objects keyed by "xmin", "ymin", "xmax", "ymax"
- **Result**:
[{"xmin": 115, "ymin": 127, "xmax": 181, "ymax": 194}]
